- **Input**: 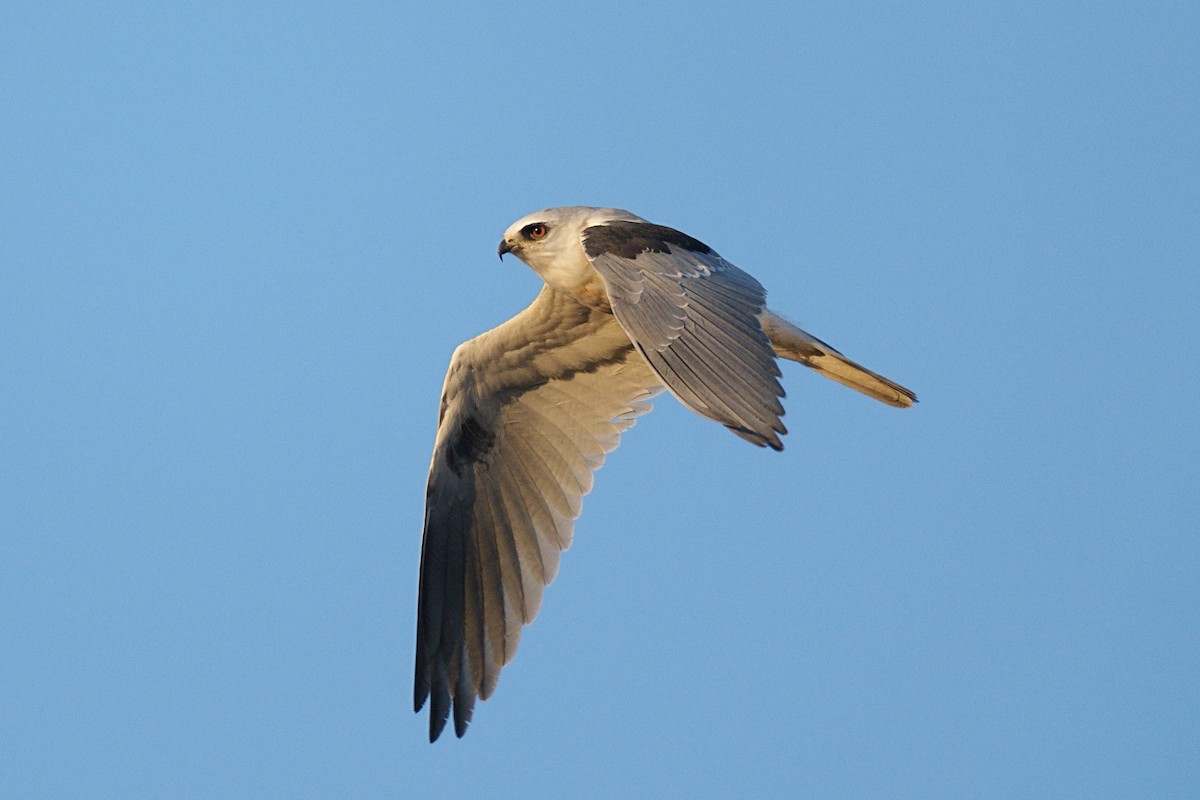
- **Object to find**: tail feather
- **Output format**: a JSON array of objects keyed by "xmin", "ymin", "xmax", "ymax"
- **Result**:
[{"xmin": 759, "ymin": 309, "xmax": 917, "ymax": 408}]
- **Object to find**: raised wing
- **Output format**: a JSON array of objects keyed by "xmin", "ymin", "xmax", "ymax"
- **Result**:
[
  {"xmin": 415, "ymin": 286, "xmax": 662, "ymax": 741},
  {"xmin": 582, "ymin": 221, "xmax": 787, "ymax": 450}
]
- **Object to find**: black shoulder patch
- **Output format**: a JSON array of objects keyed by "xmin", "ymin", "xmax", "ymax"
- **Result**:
[
  {"xmin": 444, "ymin": 416, "xmax": 495, "ymax": 476},
  {"xmin": 583, "ymin": 221, "xmax": 713, "ymax": 259}
]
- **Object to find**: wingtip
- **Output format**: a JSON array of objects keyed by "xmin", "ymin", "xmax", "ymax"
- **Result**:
[
  {"xmin": 425, "ymin": 704, "xmax": 470, "ymax": 742},
  {"xmin": 726, "ymin": 423, "xmax": 786, "ymax": 451},
  {"xmin": 426, "ymin": 676, "xmax": 451, "ymax": 742},
  {"xmin": 428, "ymin": 706, "xmax": 449, "ymax": 742},
  {"xmin": 452, "ymin": 673, "xmax": 476, "ymax": 738}
]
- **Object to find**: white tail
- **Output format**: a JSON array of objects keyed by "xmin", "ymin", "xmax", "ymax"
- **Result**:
[{"xmin": 759, "ymin": 309, "xmax": 917, "ymax": 408}]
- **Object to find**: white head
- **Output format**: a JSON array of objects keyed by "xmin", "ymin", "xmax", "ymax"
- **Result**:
[{"xmin": 498, "ymin": 206, "xmax": 645, "ymax": 289}]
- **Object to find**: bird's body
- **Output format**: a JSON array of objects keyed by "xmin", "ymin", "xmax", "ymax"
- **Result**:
[{"xmin": 415, "ymin": 207, "xmax": 915, "ymax": 741}]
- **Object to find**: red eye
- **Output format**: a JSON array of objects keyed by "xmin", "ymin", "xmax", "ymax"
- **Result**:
[{"xmin": 526, "ymin": 224, "xmax": 548, "ymax": 240}]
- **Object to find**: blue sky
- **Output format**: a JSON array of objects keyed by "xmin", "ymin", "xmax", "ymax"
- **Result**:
[{"xmin": 2, "ymin": 2, "xmax": 1197, "ymax": 797}]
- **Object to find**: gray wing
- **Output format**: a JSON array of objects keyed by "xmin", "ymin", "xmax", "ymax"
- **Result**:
[
  {"xmin": 582, "ymin": 221, "xmax": 786, "ymax": 449},
  {"xmin": 415, "ymin": 287, "xmax": 662, "ymax": 741}
]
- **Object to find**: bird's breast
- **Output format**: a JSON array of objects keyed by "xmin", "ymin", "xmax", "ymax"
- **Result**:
[{"xmin": 570, "ymin": 272, "xmax": 613, "ymax": 313}]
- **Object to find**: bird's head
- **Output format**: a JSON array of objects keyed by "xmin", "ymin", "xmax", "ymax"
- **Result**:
[{"xmin": 497, "ymin": 206, "xmax": 643, "ymax": 287}]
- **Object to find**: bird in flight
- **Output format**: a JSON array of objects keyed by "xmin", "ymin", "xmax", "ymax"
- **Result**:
[{"xmin": 414, "ymin": 206, "xmax": 916, "ymax": 741}]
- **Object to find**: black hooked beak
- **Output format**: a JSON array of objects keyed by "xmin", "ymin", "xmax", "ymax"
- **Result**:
[{"xmin": 497, "ymin": 239, "xmax": 513, "ymax": 260}]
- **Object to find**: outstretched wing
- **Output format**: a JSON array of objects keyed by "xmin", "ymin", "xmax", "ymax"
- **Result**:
[
  {"xmin": 582, "ymin": 221, "xmax": 786, "ymax": 450},
  {"xmin": 415, "ymin": 286, "xmax": 662, "ymax": 741}
]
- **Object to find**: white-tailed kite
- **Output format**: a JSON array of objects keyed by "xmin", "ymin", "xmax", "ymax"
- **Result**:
[{"xmin": 414, "ymin": 206, "xmax": 916, "ymax": 741}]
